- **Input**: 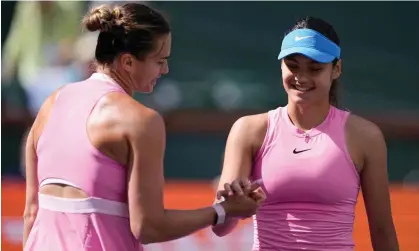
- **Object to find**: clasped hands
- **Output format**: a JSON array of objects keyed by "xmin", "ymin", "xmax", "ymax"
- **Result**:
[{"xmin": 215, "ymin": 179, "xmax": 266, "ymax": 219}]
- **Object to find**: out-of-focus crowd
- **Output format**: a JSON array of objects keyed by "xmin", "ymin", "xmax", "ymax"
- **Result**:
[{"xmin": 1, "ymin": 1, "xmax": 128, "ymax": 121}]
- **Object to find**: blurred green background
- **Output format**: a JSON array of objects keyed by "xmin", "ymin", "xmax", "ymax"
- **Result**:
[{"xmin": 2, "ymin": 1, "xmax": 419, "ymax": 182}]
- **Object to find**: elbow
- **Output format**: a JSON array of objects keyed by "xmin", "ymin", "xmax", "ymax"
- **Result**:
[{"xmin": 130, "ymin": 217, "xmax": 165, "ymax": 244}]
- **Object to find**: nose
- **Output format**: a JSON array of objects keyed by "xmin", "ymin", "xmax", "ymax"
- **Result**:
[
  {"xmin": 294, "ymin": 72, "xmax": 309, "ymax": 84},
  {"xmin": 161, "ymin": 63, "xmax": 169, "ymax": 75}
]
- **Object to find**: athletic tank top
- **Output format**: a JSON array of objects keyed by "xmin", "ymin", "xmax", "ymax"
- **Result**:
[
  {"xmin": 251, "ymin": 105, "xmax": 360, "ymax": 251},
  {"xmin": 36, "ymin": 73, "xmax": 128, "ymax": 202}
]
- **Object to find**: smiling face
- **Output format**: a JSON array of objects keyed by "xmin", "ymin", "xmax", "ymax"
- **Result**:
[
  {"xmin": 281, "ymin": 54, "xmax": 341, "ymax": 106},
  {"xmin": 119, "ymin": 33, "xmax": 171, "ymax": 93}
]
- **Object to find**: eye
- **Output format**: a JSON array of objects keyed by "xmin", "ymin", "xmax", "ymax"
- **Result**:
[
  {"xmin": 310, "ymin": 68, "xmax": 322, "ymax": 72},
  {"xmin": 286, "ymin": 63, "xmax": 298, "ymax": 70},
  {"xmin": 157, "ymin": 59, "xmax": 168, "ymax": 65}
]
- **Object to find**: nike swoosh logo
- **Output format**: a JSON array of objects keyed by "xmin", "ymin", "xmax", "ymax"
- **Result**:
[
  {"xmin": 295, "ymin": 36, "xmax": 313, "ymax": 41},
  {"xmin": 293, "ymin": 148, "xmax": 311, "ymax": 154}
]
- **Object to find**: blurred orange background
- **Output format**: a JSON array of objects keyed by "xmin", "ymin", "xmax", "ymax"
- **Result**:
[{"xmin": 3, "ymin": 181, "xmax": 418, "ymax": 251}]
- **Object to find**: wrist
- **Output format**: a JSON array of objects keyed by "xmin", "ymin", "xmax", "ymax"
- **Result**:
[{"xmin": 212, "ymin": 203, "xmax": 226, "ymax": 226}]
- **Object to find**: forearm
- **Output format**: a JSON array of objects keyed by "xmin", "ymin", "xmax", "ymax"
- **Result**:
[
  {"xmin": 146, "ymin": 207, "xmax": 216, "ymax": 243},
  {"xmin": 371, "ymin": 227, "xmax": 399, "ymax": 251},
  {"xmin": 22, "ymin": 216, "xmax": 36, "ymax": 247},
  {"xmin": 22, "ymin": 201, "xmax": 38, "ymax": 247},
  {"xmin": 211, "ymin": 217, "xmax": 239, "ymax": 237}
]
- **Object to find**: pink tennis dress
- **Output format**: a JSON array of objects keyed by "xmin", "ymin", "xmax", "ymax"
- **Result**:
[
  {"xmin": 24, "ymin": 73, "xmax": 143, "ymax": 251},
  {"xmin": 251, "ymin": 106, "xmax": 360, "ymax": 250}
]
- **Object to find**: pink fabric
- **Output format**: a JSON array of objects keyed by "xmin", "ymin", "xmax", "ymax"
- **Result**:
[
  {"xmin": 25, "ymin": 208, "xmax": 140, "ymax": 251},
  {"xmin": 251, "ymin": 106, "xmax": 360, "ymax": 251},
  {"xmin": 25, "ymin": 73, "xmax": 143, "ymax": 251}
]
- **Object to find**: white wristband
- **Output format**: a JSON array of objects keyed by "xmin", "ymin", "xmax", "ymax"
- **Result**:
[{"xmin": 212, "ymin": 203, "xmax": 226, "ymax": 225}]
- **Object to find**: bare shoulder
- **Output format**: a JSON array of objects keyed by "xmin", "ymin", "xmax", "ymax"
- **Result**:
[
  {"xmin": 346, "ymin": 114, "xmax": 386, "ymax": 160},
  {"xmin": 33, "ymin": 88, "xmax": 63, "ymax": 143},
  {"xmin": 89, "ymin": 92, "xmax": 165, "ymax": 166},
  {"xmin": 347, "ymin": 114, "xmax": 384, "ymax": 143},
  {"xmin": 232, "ymin": 113, "xmax": 268, "ymax": 136},
  {"xmin": 36, "ymin": 88, "xmax": 62, "ymax": 120},
  {"xmin": 106, "ymin": 92, "xmax": 165, "ymax": 137},
  {"xmin": 230, "ymin": 113, "xmax": 268, "ymax": 152}
]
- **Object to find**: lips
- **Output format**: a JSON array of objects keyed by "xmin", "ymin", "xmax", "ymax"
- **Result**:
[{"xmin": 293, "ymin": 84, "xmax": 314, "ymax": 92}]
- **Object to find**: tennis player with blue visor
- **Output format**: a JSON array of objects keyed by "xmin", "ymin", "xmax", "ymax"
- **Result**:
[
  {"xmin": 212, "ymin": 17, "xmax": 399, "ymax": 251},
  {"xmin": 277, "ymin": 26, "xmax": 343, "ymax": 106}
]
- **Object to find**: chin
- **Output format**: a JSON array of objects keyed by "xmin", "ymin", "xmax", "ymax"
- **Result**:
[
  {"xmin": 138, "ymin": 88, "xmax": 154, "ymax": 94},
  {"xmin": 291, "ymin": 95, "xmax": 328, "ymax": 109},
  {"xmin": 136, "ymin": 83, "xmax": 156, "ymax": 94},
  {"xmin": 289, "ymin": 95, "xmax": 313, "ymax": 106}
]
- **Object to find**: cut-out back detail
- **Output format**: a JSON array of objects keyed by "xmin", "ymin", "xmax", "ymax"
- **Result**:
[{"xmin": 40, "ymin": 178, "xmax": 79, "ymax": 188}]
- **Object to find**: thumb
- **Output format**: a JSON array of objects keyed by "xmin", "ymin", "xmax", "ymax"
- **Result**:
[
  {"xmin": 249, "ymin": 179, "xmax": 262, "ymax": 191},
  {"xmin": 251, "ymin": 188, "xmax": 266, "ymax": 204}
]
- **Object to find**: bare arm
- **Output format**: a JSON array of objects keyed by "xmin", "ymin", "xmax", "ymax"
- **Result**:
[
  {"xmin": 22, "ymin": 89, "xmax": 61, "ymax": 247},
  {"xmin": 127, "ymin": 108, "xmax": 257, "ymax": 244},
  {"xmin": 23, "ymin": 127, "xmax": 38, "ymax": 247},
  {"xmin": 212, "ymin": 114, "xmax": 267, "ymax": 237},
  {"xmin": 127, "ymin": 110, "xmax": 216, "ymax": 243},
  {"xmin": 357, "ymin": 118, "xmax": 399, "ymax": 251}
]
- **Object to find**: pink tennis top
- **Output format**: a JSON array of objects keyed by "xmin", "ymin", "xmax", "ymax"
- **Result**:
[
  {"xmin": 25, "ymin": 73, "xmax": 142, "ymax": 251},
  {"xmin": 251, "ymin": 106, "xmax": 360, "ymax": 251},
  {"xmin": 37, "ymin": 73, "xmax": 127, "ymax": 202}
]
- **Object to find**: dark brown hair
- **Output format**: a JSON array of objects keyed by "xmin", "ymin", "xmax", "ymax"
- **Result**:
[
  {"xmin": 285, "ymin": 17, "xmax": 341, "ymax": 107},
  {"xmin": 82, "ymin": 3, "xmax": 171, "ymax": 65}
]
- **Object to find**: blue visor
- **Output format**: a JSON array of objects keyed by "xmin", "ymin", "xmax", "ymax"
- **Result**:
[{"xmin": 278, "ymin": 29, "xmax": 341, "ymax": 63}]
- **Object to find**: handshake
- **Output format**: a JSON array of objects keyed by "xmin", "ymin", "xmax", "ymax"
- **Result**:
[{"xmin": 214, "ymin": 179, "xmax": 266, "ymax": 220}]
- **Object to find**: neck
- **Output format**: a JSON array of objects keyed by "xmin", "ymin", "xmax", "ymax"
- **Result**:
[
  {"xmin": 97, "ymin": 67, "xmax": 134, "ymax": 96},
  {"xmin": 287, "ymin": 100, "xmax": 331, "ymax": 131}
]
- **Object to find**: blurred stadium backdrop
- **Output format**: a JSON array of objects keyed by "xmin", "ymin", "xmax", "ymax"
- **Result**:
[{"xmin": 2, "ymin": 1, "xmax": 419, "ymax": 251}]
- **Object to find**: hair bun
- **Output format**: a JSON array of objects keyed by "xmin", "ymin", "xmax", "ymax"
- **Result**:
[{"xmin": 83, "ymin": 5, "xmax": 117, "ymax": 32}]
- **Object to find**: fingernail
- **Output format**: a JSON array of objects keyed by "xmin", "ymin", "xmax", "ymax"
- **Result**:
[{"xmin": 255, "ymin": 179, "xmax": 263, "ymax": 185}]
